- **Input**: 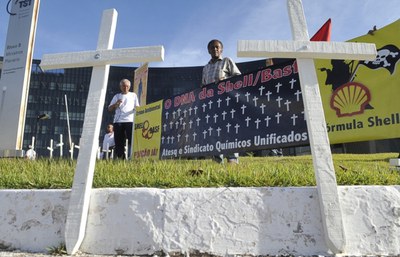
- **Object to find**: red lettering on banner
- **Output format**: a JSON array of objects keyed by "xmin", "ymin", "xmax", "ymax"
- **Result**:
[
  {"xmin": 216, "ymin": 61, "xmax": 299, "ymax": 95},
  {"xmin": 134, "ymin": 148, "xmax": 159, "ymax": 158},
  {"xmin": 243, "ymin": 74, "xmax": 253, "ymax": 87},
  {"xmin": 261, "ymin": 69, "xmax": 273, "ymax": 83},
  {"xmin": 283, "ymin": 64, "xmax": 293, "ymax": 76},
  {"xmin": 272, "ymin": 68, "xmax": 283, "ymax": 79},
  {"xmin": 174, "ymin": 91, "xmax": 196, "ymax": 107},
  {"xmin": 151, "ymin": 148, "xmax": 158, "ymax": 156},
  {"xmin": 226, "ymin": 81, "xmax": 234, "ymax": 92},
  {"xmin": 234, "ymin": 81, "xmax": 243, "ymax": 90},
  {"xmin": 199, "ymin": 87, "xmax": 214, "ymax": 100},
  {"xmin": 164, "ymin": 99, "xmax": 172, "ymax": 109},
  {"xmin": 293, "ymin": 61, "xmax": 298, "ymax": 73},
  {"xmin": 261, "ymin": 63, "xmax": 298, "ymax": 83}
]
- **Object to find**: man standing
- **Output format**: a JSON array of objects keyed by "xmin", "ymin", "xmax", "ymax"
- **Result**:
[
  {"xmin": 108, "ymin": 79, "xmax": 140, "ymax": 159},
  {"xmin": 202, "ymin": 39, "xmax": 241, "ymax": 164}
]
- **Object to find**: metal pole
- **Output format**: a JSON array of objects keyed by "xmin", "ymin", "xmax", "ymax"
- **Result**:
[{"xmin": 64, "ymin": 95, "xmax": 73, "ymax": 153}]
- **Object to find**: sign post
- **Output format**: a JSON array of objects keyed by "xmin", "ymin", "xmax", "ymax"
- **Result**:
[{"xmin": 0, "ymin": 0, "xmax": 40, "ymax": 157}]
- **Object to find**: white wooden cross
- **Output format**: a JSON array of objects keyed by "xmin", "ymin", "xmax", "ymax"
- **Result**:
[
  {"xmin": 40, "ymin": 9, "xmax": 164, "ymax": 254},
  {"xmin": 56, "ymin": 134, "xmax": 64, "ymax": 158},
  {"xmin": 237, "ymin": 0, "xmax": 376, "ymax": 254},
  {"xmin": 46, "ymin": 139, "xmax": 54, "ymax": 159}
]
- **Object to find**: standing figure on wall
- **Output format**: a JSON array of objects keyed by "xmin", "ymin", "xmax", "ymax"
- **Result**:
[{"xmin": 202, "ymin": 39, "xmax": 241, "ymax": 164}]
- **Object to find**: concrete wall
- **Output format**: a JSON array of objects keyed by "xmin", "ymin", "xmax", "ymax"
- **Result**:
[{"xmin": 0, "ymin": 186, "xmax": 399, "ymax": 256}]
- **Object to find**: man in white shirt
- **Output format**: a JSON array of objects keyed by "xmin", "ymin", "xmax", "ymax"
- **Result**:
[{"xmin": 108, "ymin": 79, "xmax": 140, "ymax": 159}]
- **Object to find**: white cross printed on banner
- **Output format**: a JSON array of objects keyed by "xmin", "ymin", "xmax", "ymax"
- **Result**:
[
  {"xmin": 40, "ymin": 9, "xmax": 164, "ymax": 254},
  {"xmin": 237, "ymin": 0, "xmax": 376, "ymax": 253}
]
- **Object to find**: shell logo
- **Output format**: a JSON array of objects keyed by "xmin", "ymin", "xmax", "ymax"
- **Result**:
[{"xmin": 330, "ymin": 82, "xmax": 371, "ymax": 117}]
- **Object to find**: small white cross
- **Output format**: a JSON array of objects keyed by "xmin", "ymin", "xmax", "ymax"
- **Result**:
[
  {"xmin": 291, "ymin": 113, "xmax": 298, "ymax": 126},
  {"xmin": 208, "ymin": 100, "xmax": 213, "ymax": 109},
  {"xmin": 275, "ymin": 112, "xmax": 282, "ymax": 124},
  {"xmin": 260, "ymin": 104, "xmax": 266, "ymax": 114},
  {"xmin": 255, "ymin": 118, "xmax": 261, "ymax": 129},
  {"xmin": 217, "ymin": 98, "xmax": 222, "ymax": 107},
  {"xmin": 265, "ymin": 91, "xmax": 272, "ymax": 101},
  {"xmin": 284, "ymin": 99, "xmax": 292, "ymax": 111},
  {"xmin": 253, "ymin": 96, "xmax": 259, "ymax": 106},
  {"xmin": 265, "ymin": 116, "xmax": 271, "ymax": 127},
  {"xmin": 259, "ymin": 85, "xmax": 265, "ymax": 96},
  {"xmin": 234, "ymin": 124, "xmax": 240, "ymax": 134},
  {"xmin": 226, "ymin": 123, "xmax": 231, "ymax": 133},
  {"xmin": 46, "ymin": 139, "xmax": 54, "ymax": 159},
  {"xmin": 56, "ymin": 134, "xmax": 64, "ymax": 158},
  {"xmin": 235, "ymin": 93, "xmax": 240, "ymax": 102}
]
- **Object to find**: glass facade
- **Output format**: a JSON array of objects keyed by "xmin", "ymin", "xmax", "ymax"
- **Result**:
[{"xmin": 0, "ymin": 57, "xmax": 398, "ymax": 157}]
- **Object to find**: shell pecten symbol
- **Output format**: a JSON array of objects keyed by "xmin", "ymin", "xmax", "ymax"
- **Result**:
[{"xmin": 330, "ymin": 82, "xmax": 371, "ymax": 117}]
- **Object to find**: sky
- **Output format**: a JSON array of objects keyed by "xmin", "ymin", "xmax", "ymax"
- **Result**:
[{"xmin": 0, "ymin": 0, "xmax": 399, "ymax": 68}]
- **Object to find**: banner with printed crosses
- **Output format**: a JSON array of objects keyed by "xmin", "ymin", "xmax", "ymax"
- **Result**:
[{"xmin": 158, "ymin": 61, "xmax": 308, "ymax": 159}]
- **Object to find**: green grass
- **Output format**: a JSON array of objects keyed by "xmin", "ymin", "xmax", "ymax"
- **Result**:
[{"xmin": 0, "ymin": 153, "xmax": 399, "ymax": 189}]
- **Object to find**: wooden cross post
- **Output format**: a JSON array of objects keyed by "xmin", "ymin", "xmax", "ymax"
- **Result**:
[
  {"xmin": 46, "ymin": 139, "xmax": 54, "ymax": 159},
  {"xmin": 56, "ymin": 134, "xmax": 64, "ymax": 158},
  {"xmin": 237, "ymin": 0, "xmax": 376, "ymax": 253},
  {"xmin": 40, "ymin": 9, "xmax": 164, "ymax": 254}
]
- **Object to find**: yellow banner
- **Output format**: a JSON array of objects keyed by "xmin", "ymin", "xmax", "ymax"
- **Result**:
[
  {"xmin": 133, "ymin": 63, "xmax": 149, "ymax": 106},
  {"xmin": 317, "ymin": 19, "xmax": 400, "ymax": 143},
  {"xmin": 133, "ymin": 100, "xmax": 163, "ymax": 159}
]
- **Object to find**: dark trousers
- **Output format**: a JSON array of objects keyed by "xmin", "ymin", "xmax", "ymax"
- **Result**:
[{"xmin": 113, "ymin": 122, "xmax": 132, "ymax": 159}]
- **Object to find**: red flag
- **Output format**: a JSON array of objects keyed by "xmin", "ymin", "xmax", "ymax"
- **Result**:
[{"xmin": 310, "ymin": 18, "xmax": 331, "ymax": 41}]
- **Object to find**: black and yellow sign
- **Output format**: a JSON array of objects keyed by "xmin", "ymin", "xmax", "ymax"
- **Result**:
[
  {"xmin": 133, "ymin": 100, "xmax": 163, "ymax": 159},
  {"xmin": 316, "ymin": 19, "xmax": 400, "ymax": 143}
]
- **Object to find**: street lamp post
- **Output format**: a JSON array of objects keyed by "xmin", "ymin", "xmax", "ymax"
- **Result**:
[{"xmin": 34, "ymin": 113, "xmax": 50, "ymax": 156}]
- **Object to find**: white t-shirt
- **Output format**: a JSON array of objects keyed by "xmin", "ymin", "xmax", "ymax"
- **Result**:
[
  {"xmin": 109, "ymin": 92, "xmax": 140, "ymax": 123},
  {"xmin": 25, "ymin": 149, "xmax": 36, "ymax": 160},
  {"xmin": 102, "ymin": 132, "xmax": 115, "ymax": 150}
]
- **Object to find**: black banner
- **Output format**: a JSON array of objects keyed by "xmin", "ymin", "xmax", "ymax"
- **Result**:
[{"xmin": 160, "ymin": 60, "xmax": 309, "ymax": 158}]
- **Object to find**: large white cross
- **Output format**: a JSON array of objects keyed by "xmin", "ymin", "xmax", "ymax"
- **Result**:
[
  {"xmin": 40, "ymin": 9, "xmax": 164, "ymax": 254},
  {"xmin": 237, "ymin": 0, "xmax": 376, "ymax": 254}
]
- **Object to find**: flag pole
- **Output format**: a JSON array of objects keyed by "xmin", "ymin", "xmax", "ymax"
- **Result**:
[{"xmin": 65, "ymin": 94, "xmax": 73, "ymax": 153}]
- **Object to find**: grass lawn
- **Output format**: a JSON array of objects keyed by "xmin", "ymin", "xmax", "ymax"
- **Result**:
[{"xmin": 0, "ymin": 153, "xmax": 399, "ymax": 189}]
